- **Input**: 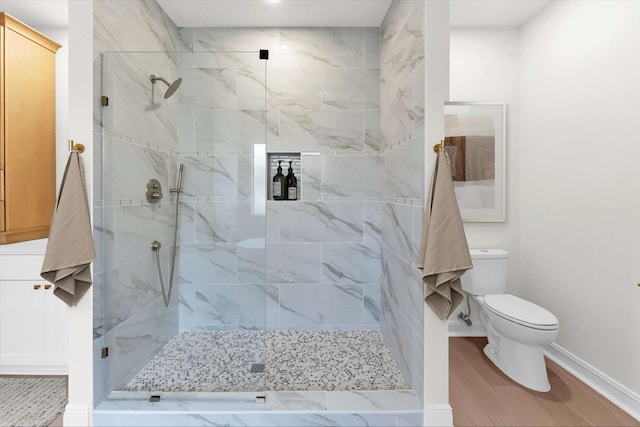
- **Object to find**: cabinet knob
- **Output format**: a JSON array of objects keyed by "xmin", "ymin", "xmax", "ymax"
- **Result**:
[
  {"xmin": 33, "ymin": 284, "xmax": 41, "ymax": 290},
  {"xmin": 44, "ymin": 284, "xmax": 52, "ymax": 290}
]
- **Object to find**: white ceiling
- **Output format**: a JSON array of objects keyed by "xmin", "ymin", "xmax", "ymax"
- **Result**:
[
  {"xmin": 0, "ymin": 0, "xmax": 552, "ymax": 31},
  {"xmin": 449, "ymin": 0, "xmax": 551, "ymax": 28},
  {"xmin": 158, "ymin": 0, "xmax": 551, "ymax": 28},
  {"xmin": 0, "ymin": 0, "xmax": 67, "ymax": 29},
  {"xmin": 157, "ymin": 0, "xmax": 392, "ymax": 28}
]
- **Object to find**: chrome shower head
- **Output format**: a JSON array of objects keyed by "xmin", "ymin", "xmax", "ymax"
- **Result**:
[{"xmin": 150, "ymin": 74, "xmax": 182, "ymax": 99}]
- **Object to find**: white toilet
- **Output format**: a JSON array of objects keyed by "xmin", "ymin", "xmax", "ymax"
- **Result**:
[{"xmin": 463, "ymin": 249, "xmax": 559, "ymax": 392}]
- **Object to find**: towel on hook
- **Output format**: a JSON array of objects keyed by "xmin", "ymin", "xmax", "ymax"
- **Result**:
[
  {"xmin": 41, "ymin": 151, "xmax": 96, "ymax": 307},
  {"xmin": 417, "ymin": 149, "xmax": 473, "ymax": 320}
]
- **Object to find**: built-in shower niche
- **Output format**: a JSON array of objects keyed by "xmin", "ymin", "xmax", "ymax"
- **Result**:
[{"xmin": 267, "ymin": 152, "xmax": 300, "ymax": 201}]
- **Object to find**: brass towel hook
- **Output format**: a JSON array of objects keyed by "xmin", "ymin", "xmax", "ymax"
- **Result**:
[
  {"xmin": 433, "ymin": 139, "xmax": 446, "ymax": 153},
  {"xmin": 69, "ymin": 139, "xmax": 85, "ymax": 153}
]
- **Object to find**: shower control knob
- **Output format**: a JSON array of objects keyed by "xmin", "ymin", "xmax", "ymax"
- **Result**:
[{"xmin": 146, "ymin": 178, "xmax": 163, "ymax": 203}]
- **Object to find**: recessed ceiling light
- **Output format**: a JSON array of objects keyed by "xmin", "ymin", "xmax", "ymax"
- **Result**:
[{"xmin": 266, "ymin": 0, "xmax": 281, "ymax": 3}]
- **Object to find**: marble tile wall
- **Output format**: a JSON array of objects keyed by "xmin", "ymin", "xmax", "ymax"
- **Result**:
[
  {"xmin": 177, "ymin": 27, "xmax": 383, "ymax": 331},
  {"xmin": 92, "ymin": 0, "xmax": 426, "ymax": 403},
  {"xmin": 380, "ymin": 0, "xmax": 426, "ymax": 401},
  {"xmin": 93, "ymin": 0, "xmax": 180, "ymax": 398}
]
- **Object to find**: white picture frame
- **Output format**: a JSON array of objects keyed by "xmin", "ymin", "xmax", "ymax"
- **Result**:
[{"xmin": 444, "ymin": 102, "xmax": 506, "ymax": 222}]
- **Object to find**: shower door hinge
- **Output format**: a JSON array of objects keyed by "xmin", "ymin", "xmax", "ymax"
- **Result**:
[
  {"xmin": 101, "ymin": 347, "xmax": 109, "ymax": 358},
  {"xmin": 101, "ymin": 96, "xmax": 109, "ymax": 106}
]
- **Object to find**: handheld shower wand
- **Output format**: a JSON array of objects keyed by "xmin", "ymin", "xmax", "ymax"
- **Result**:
[{"xmin": 171, "ymin": 163, "xmax": 184, "ymax": 193}]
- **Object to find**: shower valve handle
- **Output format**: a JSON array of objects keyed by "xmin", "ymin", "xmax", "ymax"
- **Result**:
[{"xmin": 146, "ymin": 178, "xmax": 163, "ymax": 203}]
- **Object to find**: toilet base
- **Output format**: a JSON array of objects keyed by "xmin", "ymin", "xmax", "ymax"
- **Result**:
[{"xmin": 483, "ymin": 338, "xmax": 551, "ymax": 392}]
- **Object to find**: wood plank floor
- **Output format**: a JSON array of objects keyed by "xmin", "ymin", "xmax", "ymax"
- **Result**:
[{"xmin": 450, "ymin": 337, "xmax": 640, "ymax": 426}]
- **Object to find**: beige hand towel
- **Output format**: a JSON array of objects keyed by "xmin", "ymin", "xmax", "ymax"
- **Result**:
[
  {"xmin": 41, "ymin": 152, "xmax": 96, "ymax": 307},
  {"xmin": 417, "ymin": 149, "xmax": 472, "ymax": 320}
]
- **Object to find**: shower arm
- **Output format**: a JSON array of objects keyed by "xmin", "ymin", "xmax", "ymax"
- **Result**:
[{"xmin": 150, "ymin": 74, "xmax": 170, "ymax": 86}]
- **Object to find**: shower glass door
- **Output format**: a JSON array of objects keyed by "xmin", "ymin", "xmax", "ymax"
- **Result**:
[{"xmin": 98, "ymin": 51, "xmax": 267, "ymax": 399}]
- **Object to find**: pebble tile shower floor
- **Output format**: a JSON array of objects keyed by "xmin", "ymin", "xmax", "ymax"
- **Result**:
[{"xmin": 123, "ymin": 330, "xmax": 409, "ymax": 392}]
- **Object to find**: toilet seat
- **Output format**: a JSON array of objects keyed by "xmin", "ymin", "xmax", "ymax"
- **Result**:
[{"xmin": 483, "ymin": 294, "xmax": 559, "ymax": 331}]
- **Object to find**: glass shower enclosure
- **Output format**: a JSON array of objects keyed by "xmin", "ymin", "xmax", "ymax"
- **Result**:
[{"xmin": 96, "ymin": 50, "xmax": 268, "ymax": 399}]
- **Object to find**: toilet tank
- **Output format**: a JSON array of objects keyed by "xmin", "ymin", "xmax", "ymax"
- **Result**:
[{"xmin": 462, "ymin": 249, "xmax": 509, "ymax": 295}]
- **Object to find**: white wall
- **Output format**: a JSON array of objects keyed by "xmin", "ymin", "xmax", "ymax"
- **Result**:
[
  {"xmin": 518, "ymin": 0, "xmax": 640, "ymax": 394},
  {"xmin": 450, "ymin": 1, "xmax": 640, "ymax": 400},
  {"xmin": 66, "ymin": 1, "xmax": 94, "ymax": 424},
  {"xmin": 449, "ymin": 29, "xmax": 520, "ymax": 326},
  {"xmin": 423, "ymin": 2, "xmax": 453, "ymax": 425}
]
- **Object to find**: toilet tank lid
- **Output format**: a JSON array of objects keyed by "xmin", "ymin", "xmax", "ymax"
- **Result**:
[{"xmin": 470, "ymin": 249, "xmax": 508, "ymax": 259}]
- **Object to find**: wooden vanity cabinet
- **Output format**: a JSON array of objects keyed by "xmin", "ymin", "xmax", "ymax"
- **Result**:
[{"xmin": 0, "ymin": 13, "xmax": 60, "ymax": 244}]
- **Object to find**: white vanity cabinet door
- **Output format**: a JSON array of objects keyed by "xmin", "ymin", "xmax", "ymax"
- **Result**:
[
  {"xmin": 44, "ymin": 285, "xmax": 69, "ymax": 367},
  {"xmin": 0, "ymin": 281, "xmax": 47, "ymax": 368},
  {"xmin": 0, "ymin": 249, "xmax": 68, "ymax": 374}
]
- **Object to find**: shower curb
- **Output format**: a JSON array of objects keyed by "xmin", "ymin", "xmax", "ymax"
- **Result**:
[{"xmin": 93, "ymin": 390, "xmax": 424, "ymax": 426}]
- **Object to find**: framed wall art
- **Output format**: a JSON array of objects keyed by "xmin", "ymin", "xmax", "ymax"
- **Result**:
[{"xmin": 444, "ymin": 102, "xmax": 506, "ymax": 222}]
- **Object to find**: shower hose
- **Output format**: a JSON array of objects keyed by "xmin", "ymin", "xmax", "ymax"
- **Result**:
[{"xmin": 151, "ymin": 170, "xmax": 182, "ymax": 308}]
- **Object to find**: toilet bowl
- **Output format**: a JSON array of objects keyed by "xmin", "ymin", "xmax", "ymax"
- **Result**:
[
  {"xmin": 463, "ymin": 249, "xmax": 560, "ymax": 392},
  {"xmin": 475, "ymin": 294, "xmax": 559, "ymax": 392}
]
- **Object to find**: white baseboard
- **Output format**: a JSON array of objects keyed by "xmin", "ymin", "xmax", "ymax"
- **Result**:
[
  {"xmin": 63, "ymin": 404, "xmax": 91, "ymax": 426},
  {"xmin": 447, "ymin": 320, "xmax": 487, "ymax": 337},
  {"xmin": 424, "ymin": 403, "xmax": 453, "ymax": 426},
  {"xmin": 544, "ymin": 343, "xmax": 640, "ymax": 421},
  {"xmin": 0, "ymin": 365, "xmax": 68, "ymax": 375}
]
